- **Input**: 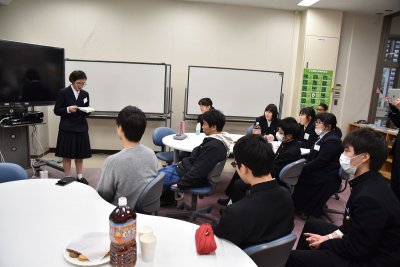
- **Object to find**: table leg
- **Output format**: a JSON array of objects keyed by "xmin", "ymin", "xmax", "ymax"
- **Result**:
[{"xmin": 173, "ymin": 150, "xmax": 180, "ymax": 163}]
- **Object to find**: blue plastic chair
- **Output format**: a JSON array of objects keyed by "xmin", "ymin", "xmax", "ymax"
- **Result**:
[
  {"xmin": 152, "ymin": 127, "xmax": 176, "ymax": 164},
  {"xmin": 167, "ymin": 159, "xmax": 227, "ymax": 223},
  {"xmin": 279, "ymin": 158, "xmax": 307, "ymax": 194},
  {"xmin": 135, "ymin": 172, "xmax": 165, "ymax": 215},
  {"xmin": 246, "ymin": 125, "xmax": 254, "ymax": 135},
  {"xmin": 0, "ymin": 163, "xmax": 28, "ymax": 183},
  {"xmin": 243, "ymin": 232, "xmax": 297, "ymax": 267}
]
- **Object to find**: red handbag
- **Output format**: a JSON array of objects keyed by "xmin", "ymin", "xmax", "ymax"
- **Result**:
[{"xmin": 195, "ymin": 223, "xmax": 217, "ymax": 254}]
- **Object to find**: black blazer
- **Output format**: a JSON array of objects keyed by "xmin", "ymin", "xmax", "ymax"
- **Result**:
[
  {"xmin": 321, "ymin": 171, "xmax": 400, "ymax": 267},
  {"xmin": 300, "ymin": 130, "xmax": 343, "ymax": 185},
  {"xmin": 273, "ymin": 139, "xmax": 302, "ymax": 179},
  {"xmin": 54, "ymin": 86, "xmax": 90, "ymax": 133},
  {"xmin": 255, "ymin": 115, "xmax": 280, "ymax": 138},
  {"xmin": 297, "ymin": 120, "xmax": 318, "ymax": 149},
  {"xmin": 213, "ymin": 180, "xmax": 294, "ymax": 248}
]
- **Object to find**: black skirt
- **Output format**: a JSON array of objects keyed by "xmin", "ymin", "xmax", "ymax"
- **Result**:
[{"xmin": 55, "ymin": 130, "xmax": 92, "ymax": 159}]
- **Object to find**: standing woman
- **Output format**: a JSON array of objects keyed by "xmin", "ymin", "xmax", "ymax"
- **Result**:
[
  {"xmin": 256, "ymin": 103, "xmax": 280, "ymax": 141},
  {"xmin": 292, "ymin": 112, "xmax": 343, "ymax": 218},
  {"xmin": 298, "ymin": 106, "xmax": 318, "ymax": 149},
  {"xmin": 197, "ymin": 98, "xmax": 214, "ymax": 132},
  {"xmin": 387, "ymin": 98, "xmax": 400, "ymax": 201},
  {"xmin": 54, "ymin": 70, "xmax": 91, "ymax": 183}
]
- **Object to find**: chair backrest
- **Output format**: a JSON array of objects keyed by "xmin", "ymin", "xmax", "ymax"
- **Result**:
[
  {"xmin": 243, "ymin": 232, "xmax": 297, "ymax": 267},
  {"xmin": 279, "ymin": 158, "xmax": 307, "ymax": 188},
  {"xmin": 0, "ymin": 163, "xmax": 28, "ymax": 183},
  {"xmin": 152, "ymin": 127, "xmax": 176, "ymax": 147},
  {"xmin": 246, "ymin": 125, "xmax": 254, "ymax": 135},
  {"xmin": 336, "ymin": 167, "xmax": 350, "ymax": 194},
  {"xmin": 208, "ymin": 159, "xmax": 227, "ymax": 184},
  {"xmin": 135, "ymin": 172, "xmax": 165, "ymax": 215}
]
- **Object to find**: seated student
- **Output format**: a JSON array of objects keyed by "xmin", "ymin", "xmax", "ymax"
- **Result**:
[
  {"xmin": 255, "ymin": 103, "xmax": 280, "ymax": 141},
  {"xmin": 159, "ymin": 109, "xmax": 233, "ymax": 204},
  {"xmin": 213, "ymin": 134, "xmax": 294, "ymax": 248},
  {"xmin": 317, "ymin": 103, "xmax": 328, "ymax": 113},
  {"xmin": 292, "ymin": 112, "xmax": 343, "ymax": 218},
  {"xmin": 298, "ymin": 106, "xmax": 318, "ymax": 149},
  {"xmin": 218, "ymin": 117, "xmax": 302, "ymax": 204},
  {"xmin": 197, "ymin": 97, "xmax": 214, "ymax": 132},
  {"xmin": 286, "ymin": 128, "xmax": 400, "ymax": 267},
  {"xmin": 96, "ymin": 106, "xmax": 158, "ymax": 209}
]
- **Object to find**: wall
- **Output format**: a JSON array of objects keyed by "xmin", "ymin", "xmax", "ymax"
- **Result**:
[
  {"xmin": 0, "ymin": 0, "xmax": 299, "ymax": 150},
  {"xmin": 332, "ymin": 13, "xmax": 383, "ymax": 135}
]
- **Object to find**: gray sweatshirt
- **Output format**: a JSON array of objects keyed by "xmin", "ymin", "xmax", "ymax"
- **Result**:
[{"xmin": 96, "ymin": 144, "xmax": 158, "ymax": 209}]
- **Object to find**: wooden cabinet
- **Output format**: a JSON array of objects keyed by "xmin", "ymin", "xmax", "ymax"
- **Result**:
[{"xmin": 348, "ymin": 123, "xmax": 398, "ymax": 179}]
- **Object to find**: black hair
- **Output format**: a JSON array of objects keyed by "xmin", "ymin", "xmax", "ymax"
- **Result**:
[
  {"xmin": 198, "ymin": 98, "xmax": 213, "ymax": 108},
  {"xmin": 202, "ymin": 109, "xmax": 225, "ymax": 132},
  {"xmin": 279, "ymin": 117, "xmax": 300, "ymax": 139},
  {"xmin": 69, "ymin": 70, "xmax": 87, "ymax": 83},
  {"xmin": 116, "ymin": 105, "xmax": 147, "ymax": 142},
  {"xmin": 316, "ymin": 112, "xmax": 342, "ymax": 138},
  {"xmin": 343, "ymin": 128, "xmax": 388, "ymax": 171},
  {"xmin": 233, "ymin": 134, "xmax": 274, "ymax": 177},
  {"xmin": 299, "ymin": 106, "xmax": 316, "ymax": 122},
  {"xmin": 318, "ymin": 103, "xmax": 328, "ymax": 111},
  {"xmin": 264, "ymin": 103, "xmax": 278, "ymax": 121}
]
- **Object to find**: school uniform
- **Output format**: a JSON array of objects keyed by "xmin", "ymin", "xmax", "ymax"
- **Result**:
[
  {"xmin": 286, "ymin": 171, "xmax": 400, "ymax": 267},
  {"xmin": 54, "ymin": 86, "xmax": 91, "ymax": 159},
  {"xmin": 255, "ymin": 115, "xmax": 280, "ymax": 138},
  {"xmin": 297, "ymin": 120, "xmax": 318, "ymax": 149},
  {"xmin": 292, "ymin": 130, "xmax": 343, "ymax": 217},
  {"xmin": 388, "ymin": 104, "xmax": 400, "ymax": 201}
]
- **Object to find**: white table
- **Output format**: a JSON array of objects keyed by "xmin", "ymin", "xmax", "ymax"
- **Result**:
[
  {"xmin": 162, "ymin": 133, "xmax": 309, "ymax": 163},
  {"xmin": 162, "ymin": 133, "xmax": 243, "ymax": 163},
  {"xmin": 0, "ymin": 179, "xmax": 257, "ymax": 267}
]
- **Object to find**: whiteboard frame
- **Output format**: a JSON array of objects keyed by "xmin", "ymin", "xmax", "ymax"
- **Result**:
[
  {"xmin": 185, "ymin": 65, "xmax": 284, "ymax": 120},
  {"xmin": 65, "ymin": 59, "xmax": 169, "ymax": 117}
]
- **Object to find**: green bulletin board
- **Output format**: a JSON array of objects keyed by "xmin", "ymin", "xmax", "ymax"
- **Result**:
[{"xmin": 300, "ymin": 69, "xmax": 333, "ymax": 109}]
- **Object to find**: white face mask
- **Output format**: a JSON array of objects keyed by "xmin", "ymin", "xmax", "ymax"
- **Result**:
[
  {"xmin": 315, "ymin": 128, "xmax": 323, "ymax": 135},
  {"xmin": 339, "ymin": 153, "xmax": 363, "ymax": 176},
  {"xmin": 276, "ymin": 132, "xmax": 284, "ymax": 142}
]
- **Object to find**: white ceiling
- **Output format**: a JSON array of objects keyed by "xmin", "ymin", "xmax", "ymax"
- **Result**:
[
  {"xmin": 0, "ymin": 0, "xmax": 399, "ymax": 15},
  {"xmin": 180, "ymin": 0, "xmax": 400, "ymax": 15}
]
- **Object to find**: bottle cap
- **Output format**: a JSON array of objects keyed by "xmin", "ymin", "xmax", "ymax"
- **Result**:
[{"xmin": 118, "ymin": 197, "xmax": 127, "ymax": 206}]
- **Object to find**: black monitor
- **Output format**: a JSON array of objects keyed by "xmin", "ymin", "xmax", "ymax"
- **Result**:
[{"xmin": 0, "ymin": 40, "xmax": 65, "ymax": 107}]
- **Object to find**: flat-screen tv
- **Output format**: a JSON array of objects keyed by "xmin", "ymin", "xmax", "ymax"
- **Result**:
[{"xmin": 0, "ymin": 40, "xmax": 65, "ymax": 107}]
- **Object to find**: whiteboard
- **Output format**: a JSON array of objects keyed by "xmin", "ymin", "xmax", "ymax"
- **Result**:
[
  {"xmin": 65, "ymin": 60, "xmax": 167, "ymax": 114},
  {"xmin": 186, "ymin": 66, "xmax": 283, "ymax": 118}
]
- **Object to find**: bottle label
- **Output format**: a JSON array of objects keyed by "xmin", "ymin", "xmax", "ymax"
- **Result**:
[{"xmin": 110, "ymin": 219, "xmax": 136, "ymax": 244}]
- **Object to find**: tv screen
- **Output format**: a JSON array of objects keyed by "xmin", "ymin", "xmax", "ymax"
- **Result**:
[{"xmin": 0, "ymin": 40, "xmax": 65, "ymax": 107}]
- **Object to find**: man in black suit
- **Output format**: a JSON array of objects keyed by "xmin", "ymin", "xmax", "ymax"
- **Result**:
[
  {"xmin": 286, "ymin": 128, "xmax": 400, "ymax": 267},
  {"xmin": 213, "ymin": 134, "xmax": 294, "ymax": 248},
  {"xmin": 218, "ymin": 117, "xmax": 301, "ymax": 204},
  {"xmin": 54, "ymin": 70, "xmax": 91, "ymax": 183}
]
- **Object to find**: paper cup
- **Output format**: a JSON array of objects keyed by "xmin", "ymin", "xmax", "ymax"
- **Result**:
[
  {"xmin": 140, "ymin": 233, "xmax": 157, "ymax": 262},
  {"xmin": 39, "ymin": 170, "xmax": 48, "ymax": 178},
  {"xmin": 137, "ymin": 225, "xmax": 153, "ymax": 237}
]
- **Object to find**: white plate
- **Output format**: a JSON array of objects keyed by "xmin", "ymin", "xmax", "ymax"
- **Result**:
[{"xmin": 63, "ymin": 248, "xmax": 110, "ymax": 266}]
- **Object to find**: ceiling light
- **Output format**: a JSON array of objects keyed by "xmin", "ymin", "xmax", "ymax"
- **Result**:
[{"xmin": 297, "ymin": 0, "xmax": 320, "ymax": 7}]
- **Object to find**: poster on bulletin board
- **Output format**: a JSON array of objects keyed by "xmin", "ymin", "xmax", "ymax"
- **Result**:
[{"xmin": 300, "ymin": 68, "xmax": 333, "ymax": 109}]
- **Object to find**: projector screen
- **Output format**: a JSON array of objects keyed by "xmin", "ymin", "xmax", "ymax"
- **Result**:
[
  {"xmin": 65, "ymin": 59, "xmax": 168, "ymax": 114},
  {"xmin": 185, "ymin": 66, "xmax": 283, "ymax": 118}
]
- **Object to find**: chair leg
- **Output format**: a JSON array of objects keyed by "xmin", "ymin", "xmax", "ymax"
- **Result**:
[{"xmin": 165, "ymin": 194, "xmax": 217, "ymax": 223}]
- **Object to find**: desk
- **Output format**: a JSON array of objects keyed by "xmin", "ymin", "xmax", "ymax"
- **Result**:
[
  {"xmin": 162, "ymin": 133, "xmax": 243, "ymax": 163},
  {"xmin": 0, "ymin": 179, "xmax": 256, "ymax": 267},
  {"xmin": 162, "ymin": 133, "xmax": 309, "ymax": 163}
]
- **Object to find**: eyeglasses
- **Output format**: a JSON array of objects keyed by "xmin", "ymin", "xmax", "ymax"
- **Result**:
[
  {"xmin": 75, "ymin": 82, "xmax": 87, "ymax": 87},
  {"xmin": 315, "ymin": 120, "xmax": 323, "ymax": 125},
  {"xmin": 231, "ymin": 161, "xmax": 238, "ymax": 168}
]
